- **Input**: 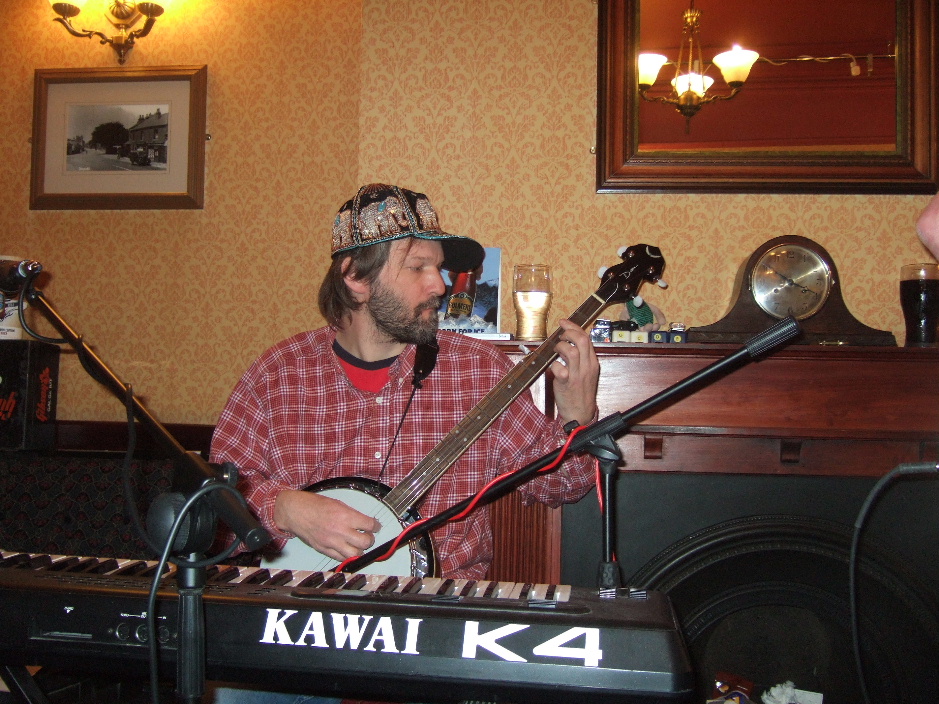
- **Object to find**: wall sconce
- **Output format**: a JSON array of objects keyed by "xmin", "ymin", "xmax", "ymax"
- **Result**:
[
  {"xmin": 48, "ymin": 0, "xmax": 165, "ymax": 65},
  {"xmin": 638, "ymin": 0, "xmax": 758, "ymax": 122}
]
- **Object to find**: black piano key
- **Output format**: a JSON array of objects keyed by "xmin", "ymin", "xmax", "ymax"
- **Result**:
[
  {"xmin": 89, "ymin": 559, "xmax": 119, "ymax": 574},
  {"xmin": 65, "ymin": 557, "xmax": 102, "ymax": 573},
  {"xmin": 109, "ymin": 561, "xmax": 150, "ymax": 577},
  {"xmin": 436, "ymin": 579, "xmax": 456, "ymax": 596},
  {"xmin": 263, "ymin": 570, "xmax": 294, "ymax": 587},
  {"xmin": 138, "ymin": 563, "xmax": 173, "ymax": 579},
  {"xmin": 374, "ymin": 576, "xmax": 399, "ymax": 593},
  {"xmin": 518, "ymin": 583, "xmax": 533, "ymax": 600},
  {"xmin": 454, "ymin": 580, "xmax": 477, "ymax": 597},
  {"xmin": 207, "ymin": 565, "xmax": 240, "ymax": 583},
  {"xmin": 398, "ymin": 577, "xmax": 423, "ymax": 594},
  {"xmin": 341, "ymin": 573, "xmax": 368, "ymax": 591},
  {"xmin": 27, "ymin": 555, "xmax": 54, "ymax": 569},
  {"xmin": 321, "ymin": 572, "xmax": 347, "ymax": 589},
  {"xmin": 240, "ymin": 569, "xmax": 272, "ymax": 585},
  {"xmin": 139, "ymin": 563, "xmax": 159, "ymax": 578},
  {"xmin": 0, "ymin": 553, "xmax": 32, "ymax": 568},
  {"xmin": 46, "ymin": 556, "xmax": 81, "ymax": 571},
  {"xmin": 294, "ymin": 572, "xmax": 326, "ymax": 589}
]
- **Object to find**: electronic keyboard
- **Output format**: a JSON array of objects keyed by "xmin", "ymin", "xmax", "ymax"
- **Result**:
[{"xmin": 0, "ymin": 551, "xmax": 693, "ymax": 703}]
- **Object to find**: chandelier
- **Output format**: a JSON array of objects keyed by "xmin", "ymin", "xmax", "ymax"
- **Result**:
[
  {"xmin": 638, "ymin": 0, "xmax": 759, "ymax": 121},
  {"xmin": 48, "ymin": 0, "xmax": 165, "ymax": 65}
]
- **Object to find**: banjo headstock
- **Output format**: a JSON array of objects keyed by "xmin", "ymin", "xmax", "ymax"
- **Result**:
[{"xmin": 596, "ymin": 244, "xmax": 666, "ymax": 305}]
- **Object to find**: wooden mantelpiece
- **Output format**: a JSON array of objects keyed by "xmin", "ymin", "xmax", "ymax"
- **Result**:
[
  {"xmin": 498, "ymin": 341, "xmax": 939, "ymax": 473},
  {"xmin": 487, "ymin": 341, "xmax": 939, "ymax": 583}
]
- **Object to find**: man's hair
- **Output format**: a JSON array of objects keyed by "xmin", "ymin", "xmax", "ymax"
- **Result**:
[{"xmin": 317, "ymin": 240, "xmax": 394, "ymax": 327}]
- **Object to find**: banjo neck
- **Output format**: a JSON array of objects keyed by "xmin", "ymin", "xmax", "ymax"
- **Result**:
[{"xmin": 384, "ymin": 245, "xmax": 664, "ymax": 515}]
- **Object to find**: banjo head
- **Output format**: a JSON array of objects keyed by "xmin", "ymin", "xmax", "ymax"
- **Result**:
[{"xmin": 259, "ymin": 476, "xmax": 437, "ymax": 577}]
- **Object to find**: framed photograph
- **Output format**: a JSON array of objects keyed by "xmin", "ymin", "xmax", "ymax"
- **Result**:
[{"xmin": 30, "ymin": 65, "xmax": 207, "ymax": 210}]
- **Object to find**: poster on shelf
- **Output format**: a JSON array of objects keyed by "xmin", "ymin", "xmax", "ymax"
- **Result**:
[{"xmin": 438, "ymin": 247, "xmax": 505, "ymax": 338}]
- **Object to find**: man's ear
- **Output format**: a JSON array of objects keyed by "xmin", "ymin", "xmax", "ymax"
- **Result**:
[{"xmin": 342, "ymin": 257, "xmax": 371, "ymax": 301}]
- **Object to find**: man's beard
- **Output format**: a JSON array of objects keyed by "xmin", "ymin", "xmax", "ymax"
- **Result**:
[{"xmin": 367, "ymin": 280, "xmax": 440, "ymax": 345}]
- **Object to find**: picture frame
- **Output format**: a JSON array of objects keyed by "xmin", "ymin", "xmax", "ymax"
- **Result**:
[
  {"xmin": 596, "ymin": 0, "xmax": 938, "ymax": 194},
  {"xmin": 30, "ymin": 65, "xmax": 207, "ymax": 210}
]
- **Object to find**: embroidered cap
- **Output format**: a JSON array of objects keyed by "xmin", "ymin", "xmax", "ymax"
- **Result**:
[{"xmin": 332, "ymin": 184, "xmax": 485, "ymax": 272}]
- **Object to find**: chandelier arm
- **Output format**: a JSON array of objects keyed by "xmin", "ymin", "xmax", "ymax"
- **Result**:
[
  {"xmin": 52, "ymin": 17, "xmax": 106, "ymax": 41},
  {"xmin": 638, "ymin": 90, "xmax": 683, "ymax": 108},
  {"xmin": 698, "ymin": 87, "xmax": 743, "ymax": 105},
  {"xmin": 130, "ymin": 17, "xmax": 158, "ymax": 40}
]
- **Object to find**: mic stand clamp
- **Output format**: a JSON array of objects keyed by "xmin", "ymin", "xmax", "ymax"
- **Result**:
[{"xmin": 578, "ymin": 433, "xmax": 624, "ymax": 593}]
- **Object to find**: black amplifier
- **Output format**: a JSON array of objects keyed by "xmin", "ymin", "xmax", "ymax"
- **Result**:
[{"xmin": 0, "ymin": 340, "xmax": 59, "ymax": 450}]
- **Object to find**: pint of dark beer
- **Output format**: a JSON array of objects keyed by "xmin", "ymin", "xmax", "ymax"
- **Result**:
[{"xmin": 900, "ymin": 263, "xmax": 939, "ymax": 346}]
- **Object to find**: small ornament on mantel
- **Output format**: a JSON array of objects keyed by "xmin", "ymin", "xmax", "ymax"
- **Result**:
[{"xmin": 620, "ymin": 297, "xmax": 667, "ymax": 332}]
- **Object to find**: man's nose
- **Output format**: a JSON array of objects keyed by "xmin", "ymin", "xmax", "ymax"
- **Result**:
[{"xmin": 429, "ymin": 270, "xmax": 447, "ymax": 297}]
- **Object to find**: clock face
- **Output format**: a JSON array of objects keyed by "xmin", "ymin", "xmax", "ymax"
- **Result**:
[{"xmin": 751, "ymin": 244, "xmax": 833, "ymax": 320}]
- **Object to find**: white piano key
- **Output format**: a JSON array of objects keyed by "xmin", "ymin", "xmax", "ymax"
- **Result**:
[
  {"xmin": 528, "ymin": 583, "xmax": 552, "ymax": 601},
  {"xmin": 415, "ymin": 577, "xmax": 446, "ymax": 595}
]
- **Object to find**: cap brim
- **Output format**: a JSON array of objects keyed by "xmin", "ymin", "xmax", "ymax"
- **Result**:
[{"xmin": 439, "ymin": 236, "xmax": 486, "ymax": 272}]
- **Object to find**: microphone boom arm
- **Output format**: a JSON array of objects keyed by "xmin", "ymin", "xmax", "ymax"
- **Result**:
[
  {"xmin": 343, "ymin": 317, "xmax": 802, "ymax": 573},
  {"xmin": 23, "ymin": 285, "xmax": 271, "ymax": 552}
]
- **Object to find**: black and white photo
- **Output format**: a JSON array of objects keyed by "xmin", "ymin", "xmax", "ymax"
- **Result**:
[{"xmin": 30, "ymin": 66, "xmax": 207, "ymax": 210}]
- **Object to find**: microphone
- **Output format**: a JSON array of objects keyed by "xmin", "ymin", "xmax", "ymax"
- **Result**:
[
  {"xmin": 0, "ymin": 259, "xmax": 42, "ymax": 294},
  {"xmin": 412, "ymin": 338, "xmax": 440, "ymax": 388}
]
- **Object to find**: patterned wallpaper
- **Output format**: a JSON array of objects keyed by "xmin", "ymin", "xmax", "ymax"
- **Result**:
[{"xmin": 0, "ymin": 0, "xmax": 934, "ymax": 425}]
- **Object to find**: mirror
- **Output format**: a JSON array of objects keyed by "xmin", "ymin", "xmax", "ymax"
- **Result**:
[{"xmin": 596, "ymin": 0, "xmax": 938, "ymax": 193}]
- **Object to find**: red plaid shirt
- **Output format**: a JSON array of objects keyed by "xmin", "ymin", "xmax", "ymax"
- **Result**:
[{"xmin": 210, "ymin": 328, "xmax": 595, "ymax": 578}]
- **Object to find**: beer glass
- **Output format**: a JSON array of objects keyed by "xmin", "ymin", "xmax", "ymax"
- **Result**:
[
  {"xmin": 513, "ymin": 264, "xmax": 552, "ymax": 340},
  {"xmin": 900, "ymin": 263, "xmax": 939, "ymax": 346}
]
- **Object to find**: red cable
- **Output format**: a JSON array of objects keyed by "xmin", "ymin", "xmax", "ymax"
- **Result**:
[{"xmin": 336, "ymin": 426, "xmax": 588, "ymax": 572}]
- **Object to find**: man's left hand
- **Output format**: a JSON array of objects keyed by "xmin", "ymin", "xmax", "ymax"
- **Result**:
[{"xmin": 550, "ymin": 319, "xmax": 600, "ymax": 428}]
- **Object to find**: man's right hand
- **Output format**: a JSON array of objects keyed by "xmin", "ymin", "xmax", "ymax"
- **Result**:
[{"xmin": 273, "ymin": 489, "xmax": 382, "ymax": 562}]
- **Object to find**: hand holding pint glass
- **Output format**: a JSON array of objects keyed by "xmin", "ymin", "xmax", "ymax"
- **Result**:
[
  {"xmin": 513, "ymin": 264, "xmax": 552, "ymax": 340},
  {"xmin": 900, "ymin": 263, "xmax": 939, "ymax": 346}
]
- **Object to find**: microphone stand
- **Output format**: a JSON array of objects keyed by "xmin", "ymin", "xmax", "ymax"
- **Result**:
[
  {"xmin": 342, "ymin": 317, "xmax": 802, "ymax": 581},
  {"xmin": 586, "ymin": 433, "xmax": 624, "ymax": 591},
  {"xmin": 21, "ymin": 281, "xmax": 272, "ymax": 704}
]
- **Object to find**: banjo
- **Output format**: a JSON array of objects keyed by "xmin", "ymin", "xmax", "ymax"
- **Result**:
[{"xmin": 261, "ymin": 245, "xmax": 666, "ymax": 576}]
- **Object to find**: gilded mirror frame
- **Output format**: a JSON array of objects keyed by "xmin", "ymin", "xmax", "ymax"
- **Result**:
[{"xmin": 596, "ymin": 0, "xmax": 938, "ymax": 194}]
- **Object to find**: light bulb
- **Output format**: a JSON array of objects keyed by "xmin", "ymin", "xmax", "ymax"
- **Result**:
[
  {"xmin": 671, "ymin": 73, "xmax": 714, "ymax": 97},
  {"xmin": 638, "ymin": 53, "xmax": 669, "ymax": 87},
  {"xmin": 713, "ymin": 45, "xmax": 760, "ymax": 86}
]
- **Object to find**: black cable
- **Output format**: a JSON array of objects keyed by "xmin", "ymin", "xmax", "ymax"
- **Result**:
[
  {"xmin": 377, "ymin": 341, "xmax": 437, "ymax": 480},
  {"xmin": 17, "ymin": 272, "xmax": 66, "ymax": 344},
  {"xmin": 121, "ymin": 383, "xmax": 165, "ymax": 556},
  {"xmin": 145, "ymin": 481, "xmax": 246, "ymax": 704},
  {"xmin": 17, "ymin": 272, "xmax": 110, "ymax": 388},
  {"xmin": 73, "ymin": 334, "xmax": 111, "ymax": 387},
  {"xmin": 120, "ymin": 383, "xmax": 242, "ymax": 567},
  {"xmin": 378, "ymin": 383, "xmax": 419, "ymax": 480},
  {"xmin": 849, "ymin": 461, "xmax": 939, "ymax": 704}
]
